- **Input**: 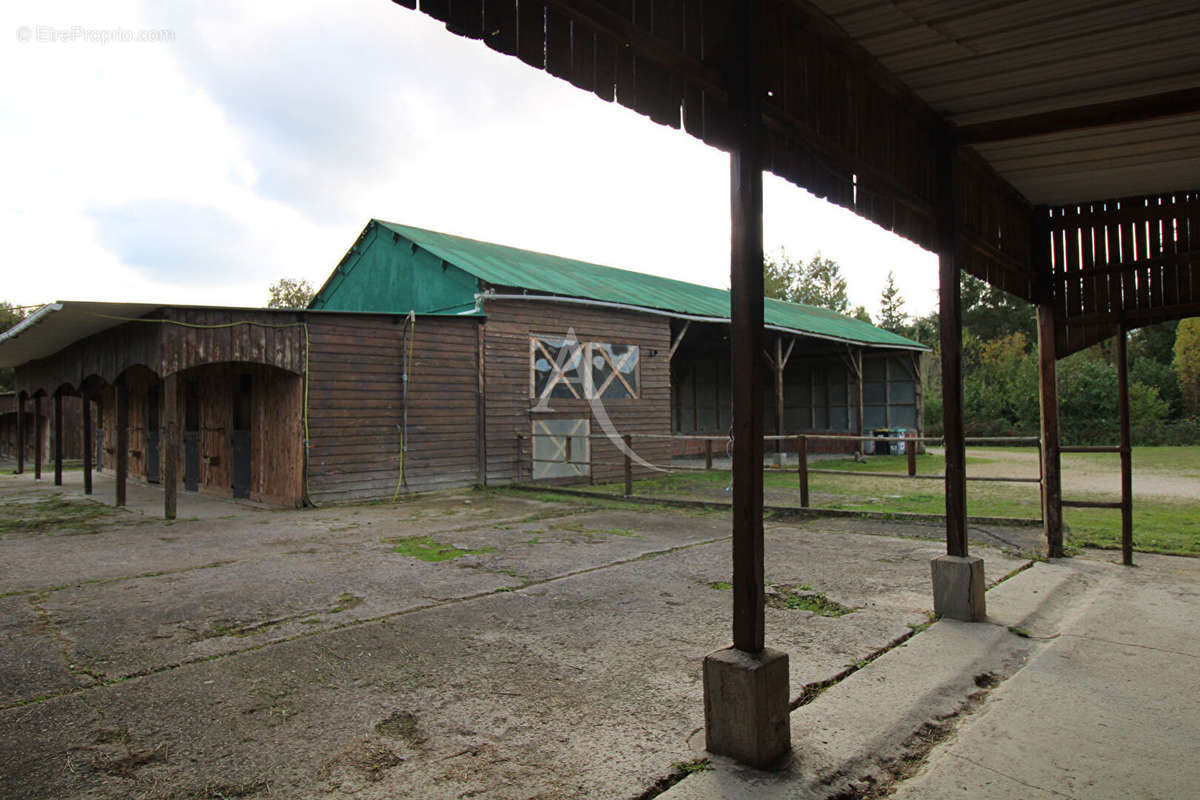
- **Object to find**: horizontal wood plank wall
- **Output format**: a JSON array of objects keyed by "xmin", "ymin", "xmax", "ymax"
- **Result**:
[
  {"xmin": 482, "ymin": 299, "xmax": 672, "ymax": 485},
  {"xmin": 306, "ymin": 313, "xmax": 480, "ymax": 504}
]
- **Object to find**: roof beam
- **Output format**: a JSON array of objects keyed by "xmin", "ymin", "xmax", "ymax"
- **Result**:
[{"xmin": 956, "ymin": 87, "xmax": 1200, "ymax": 145}]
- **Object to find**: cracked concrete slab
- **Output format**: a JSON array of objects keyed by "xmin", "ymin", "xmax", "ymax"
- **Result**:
[{"xmin": 0, "ymin": 472, "xmax": 1027, "ymax": 799}]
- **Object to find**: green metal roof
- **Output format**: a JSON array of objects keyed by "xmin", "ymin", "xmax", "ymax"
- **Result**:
[{"xmin": 372, "ymin": 220, "xmax": 927, "ymax": 350}]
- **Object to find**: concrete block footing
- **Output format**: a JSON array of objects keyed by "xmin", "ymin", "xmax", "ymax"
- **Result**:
[
  {"xmin": 702, "ymin": 646, "xmax": 791, "ymax": 769},
  {"xmin": 931, "ymin": 554, "xmax": 987, "ymax": 622}
]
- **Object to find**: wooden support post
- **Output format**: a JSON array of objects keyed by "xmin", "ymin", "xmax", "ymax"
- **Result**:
[
  {"xmin": 728, "ymin": 19, "xmax": 766, "ymax": 656},
  {"xmin": 796, "ymin": 436, "xmax": 809, "ymax": 508},
  {"xmin": 115, "ymin": 379, "xmax": 128, "ymax": 507},
  {"xmin": 164, "ymin": 374, "xmax": 178, "ymax": 520},
  {"xmin": 774, "ymin": 336, "xmax": 785, "ymax": 457},
  {"xmin": 82, "ymin": 391, "xmax": 93, "ymax": 495},
  {"xmin": 907, "ymin": 431, "xmax": 917, "ymax": 477},
  {"xmin": 623, "ymin": 434, "xmax": 633, "ymax": 496},
  {"xmin": 1117, "ymin": 326, "xmax": 1133, "ymax": 566},
  {"xmin": 16, "ymin": 393, "xmax": 25, "ymax": 474},
  {"xmin": 34, "ymin": 395, "xmax": 43, "ymax": 480},
  {"xmin": 96, "ymin": 398, "xmax": 104, "ymax": 472},
  {"xmin": 1037, "ymin": 305, "xmax": 1064, "ymax": 558},
  {"xmin": 703, "ymin": 4, "xmax": 789, "ymax": 771},
  {"xmin": 937, "ymin": 137, "xmax": 968, "ymax": 558},
  {"xmin": 705, "ymin": 439, "xmax": 713, "ymax": 470},
  {"xmin": 53, "ymin": 391, "xmax": 63, "ymax": 486},
  {"xmin": 855, "ymin": 351, "xmax": 865, "ymax": 459}
]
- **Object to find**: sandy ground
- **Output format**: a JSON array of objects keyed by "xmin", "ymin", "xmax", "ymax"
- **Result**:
[{"xmin": 0, "ymin": 470, "xmax": 1027, "ymax": 800}]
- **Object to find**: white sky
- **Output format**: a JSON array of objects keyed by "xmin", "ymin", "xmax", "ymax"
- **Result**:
[{"xmin": 1, "ymin": 0, "xmax": 939, "ymax": 319}]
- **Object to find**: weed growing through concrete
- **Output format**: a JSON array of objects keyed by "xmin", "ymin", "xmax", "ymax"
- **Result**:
[
  {"xmin": 767, "ymin": 584, "xmax": 859, "ymax": 617},
  {"xmin": 385, "ymin": 536, "xmax": 494, "ymax": 562},
  {"xmin": 331, "ymin": 593, "xmax": 363, "ymax": 613}
]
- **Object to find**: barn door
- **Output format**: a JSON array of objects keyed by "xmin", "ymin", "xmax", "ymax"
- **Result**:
[
  {"xmin": 183, "ymin": 381, "xmax": 200, "ymax": 491},
  {"xmin": 231, "ymin": 374, "xmax": 252, "ymax": 499},
  {"xmin": 146, "ymin": 386, "xmax": 161, "ymax": 484}
]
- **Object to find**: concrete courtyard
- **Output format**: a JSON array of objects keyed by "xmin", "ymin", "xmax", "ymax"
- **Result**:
[{"xmin": 1, "ymin": 469, "xmax": 1196, "ymax": 799}]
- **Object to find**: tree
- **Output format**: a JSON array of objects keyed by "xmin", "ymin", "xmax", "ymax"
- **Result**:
[
  {"xmin": 877, "ymin": 270, "xmax": 907, "ymax": 332},
  {"xmin": 851, "ymin": 305, "xmax": 872, "ymax": 323},
  {"xmin": 267, "ymin": 278, "xmax": 315, "ymax": 310},
  {"xmin": 795, "ymin": 252, "xmax": 851, "ymax": 314},
  {"xmin": 761, "ymin": 251, "xmax": 851, "ymax": 314},
  {"xmin": 1175, "ymin": 317, "xmax": 1200, "ymax": 415},
  {"xmin": 960, "ymin": 273, "xmax": 1035, "ymax": 343},
  {"xmin": 0, "ymin": 302, "xmax": 30, "ymax": 392},
  {"xmin": 763, "ymin": 250, "xmax": 802, "ymax": 303}
]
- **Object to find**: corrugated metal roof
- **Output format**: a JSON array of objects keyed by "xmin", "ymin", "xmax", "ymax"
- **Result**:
[
  {"xmin": 375, "ymin": 221, "xmax": 926, "ymax": 350},
  {"xmin": 810, "ymin": 0, "xmax": 1200, "ymax": 204}
]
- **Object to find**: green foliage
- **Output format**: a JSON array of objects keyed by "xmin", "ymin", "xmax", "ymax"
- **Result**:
[
  {"xmin": 762, "ymin": 250, "xmax": 850, "ymax": 314},
  {"xmin": 266, "ymin": 278, "xmax": 316, "ymax": 309},
  {"xmin": 963, "ymin": 333, "xmax": 1040, "ymax": 427},
  {"xmin": 1175, "ymin": 318, "xmax": 1200, "ymax": 415},
  {"xmin": 1130, "ymin": 356, "xmax": 1183, "ymax": 418},
  {"xmin": 960, "ymin": 274, "xmax": 1036, "ymax": 343},
  {"xmin": 852, "ymin": 305, "xmax": 872, "ymax": 323},
  {"xmin": 877, "ymin": 270, "xmax": 907, "ymax": 332}
]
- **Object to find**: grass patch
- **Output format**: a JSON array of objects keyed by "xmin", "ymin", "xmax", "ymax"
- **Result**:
[
  {"xmin": 330, "ymin": 593, "xmax": 363, "ymax": 613},
  {"xmin": 385, "ymin": 535, "xmax": 494, "ymax": 562},
  {"xmin": 0, "ymin": 497, "xmax": 123, "ymax": 536},
  {"xmin": 590, "ymin": 446, "xmax": 1200, "ymax": 557},
  {"xmin": 550, "ymin": 520, "xmax": 640, "ymax": 539},
  {"xmin": 767, "ymin": 584, "xmax": 858, "ymax": 617},
  {"xmin": 707, "ymin": 580, "xmax": 733, "ymax": 591}
]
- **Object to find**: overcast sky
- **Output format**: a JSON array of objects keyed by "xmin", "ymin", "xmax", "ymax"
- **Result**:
[{"xmin": 1, "ymin": 0, "xmax": 939, "ymax": 319}]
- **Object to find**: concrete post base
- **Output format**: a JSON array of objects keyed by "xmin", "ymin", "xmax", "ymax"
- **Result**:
[
  {"xmin": 931, "ymin": 554, "xmax": 987, "ymax": 622},
  {"xmin": 703, "ymin": 646, "xmax": 791, "ymax": 768}
]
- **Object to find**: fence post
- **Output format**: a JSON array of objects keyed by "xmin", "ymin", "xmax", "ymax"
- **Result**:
[
  {"xmin": 796, "ymin": 435, "xmax": 809, "ymax": 508},
  {"xmin": 907, "ymin": 431, "xmax": 917, "ymax": 477},
  {"xmin": 623, "ymin": 434, "xmax": 633, "ymax": 496},
  {"xmin": 705, "ymin": 438, "xmax": 713, "ymax": 470}
]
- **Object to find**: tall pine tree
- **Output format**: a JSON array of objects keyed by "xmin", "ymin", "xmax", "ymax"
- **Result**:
[{"xmin": 877, "ymin": 271, "xmax": 907, "ymax": 332}]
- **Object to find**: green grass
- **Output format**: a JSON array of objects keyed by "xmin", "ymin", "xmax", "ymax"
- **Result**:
[
  {"xmin": 385, "ymin": 535, "xmax": 494, "ymax": 562},
  {"xmin": 584, "ymin": 447, "xmax": 1200, "ymax": 557}
]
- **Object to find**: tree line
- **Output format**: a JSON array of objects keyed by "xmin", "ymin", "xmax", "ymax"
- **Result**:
[{"xmin": 762, "ymin": 251, "xmax": 1200, "ymax": 446}]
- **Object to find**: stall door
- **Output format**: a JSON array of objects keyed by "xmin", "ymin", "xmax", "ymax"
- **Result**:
[
  {"xmin": 146, "ymin": 386, "xmax": 161, "ymax": 484},
  {"xmin": 183, "ymin": 381, "xmax": 200, "ymax": 491},
  {"xmin": 231, "ymin": 374, "xmax": 252, "ymax": 499}
]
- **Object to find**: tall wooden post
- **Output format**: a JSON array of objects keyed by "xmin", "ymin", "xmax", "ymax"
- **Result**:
[
  {"xmin": 1117, "ymin": 326, "xmax": 1133, "ymax": 566},
  {"xmin": 728, "ymin": 55, "xmax": 766, "ymax": 656},
  {"xmin": 703, "ymin": 0, "xmax": 789, "ymax": 769},
  {"xmin": 96, "ymin": 398, "xmax": 104, "ymax": 472},
  {"xmin": 929, "ymin": 134, "xmax": 986, "ymax": 623},
  {"xmin": 1034, "ymin": 206, "xmax": 1064, "ymax": 558},
  {"xmin": 774, "ymin": 336, "xmax": 785, "ymax": 459},
  {"xmin": 855, "ymin": 350, "xmax": 865, "ymax": 459},
  {"xmin": 82, "ymin": 391, "xmax": 93, "ymax": 495},
  {"xmin": 115, "ymin": 379, "xmax": 128, "ymax": 507},
  {"xmin": 936, "ymin": 139, "xmax": 967, "ymax": 558},
  {"xmin": 1036, "ymin": 309, "xmax": 1064, "ymax": 557},
  {"xmin": 34, "ymin": 395, "xmax": 43, "ymax": 480},
  {"xmin": 163, "ymin": 374, "xmax": 179, "ymax": 520},
  {"xmin": 16, "ymin": 392, "xmax": 25, "ymax": 474},
  {"xmin": 53, "ymin": 391, "xmax": 63, "ymax": 486},
  {"xmin": 796, "ymin": 435, "xmax": 809, "ymax": 508}
]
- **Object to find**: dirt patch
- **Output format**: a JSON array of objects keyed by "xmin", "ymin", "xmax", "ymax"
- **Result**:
[{"xmin": 374, "ymin": 710, "xmax": 427, "ymax": 747}]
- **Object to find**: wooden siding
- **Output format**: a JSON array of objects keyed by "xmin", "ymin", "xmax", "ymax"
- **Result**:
[
  {"xmin": 15, "ymin": 308, "xmax": 305, "ymax": 397},
  {"xmin": 305, "ymin": 313, "xmax": 481, "ymax": 504},
  {"xmin": 98, "ymin": 363, "xmax": 303, "ymax": 506},
  {"xmin": 482, "ymin": 299, "xmax": 673, "ymax": 485}
]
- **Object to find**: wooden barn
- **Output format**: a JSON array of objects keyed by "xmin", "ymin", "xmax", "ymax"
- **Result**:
[
  {"xmin": 0, "ymin": 222, "xmax": 923, "ymax": 513},
  {"xmin": 310, "ymin": 220, "xmax": 928, "ymax": 473}
]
